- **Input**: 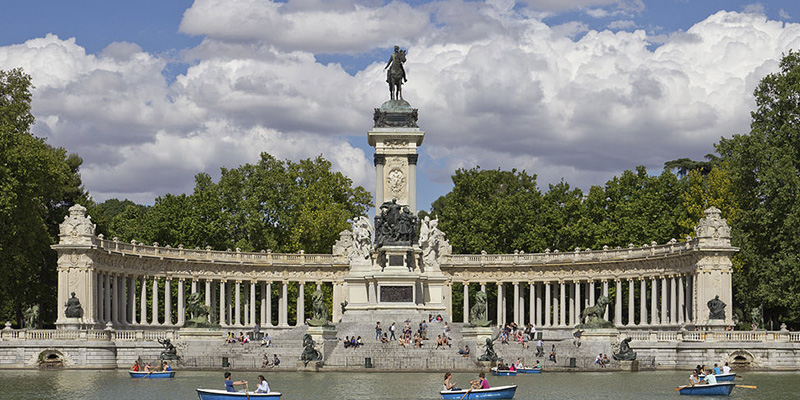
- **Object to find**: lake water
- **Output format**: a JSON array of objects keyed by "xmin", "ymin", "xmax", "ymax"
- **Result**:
[{"xmin": 1, "ymin": 369, "xmax": 797, "ymax": 399}]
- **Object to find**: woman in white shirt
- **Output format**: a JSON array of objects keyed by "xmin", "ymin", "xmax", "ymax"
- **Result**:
[{"xmin": 255, "ymin": 375, "xmax": 270, "ymax": 393}]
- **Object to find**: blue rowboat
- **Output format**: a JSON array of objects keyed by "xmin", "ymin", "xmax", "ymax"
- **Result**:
[
  {"xmin": 516, "ymin": 367, "xmax": 541, "ymax": 374},
  {"xmin": 196, "ymin": 389, "xmax": 282, "ymax": 399},
  {"xmin": 129, "ymin": 371, "xmax": 175, "ymax": 379},
  {"xmin": 491, "ymin": 368, "xmax": 517, "ymax": 376},
  {"xmin": 677, "ymin": 382, "xmax": 735, "ymax": 396},
  {"xmin": 440, "ymin": 385, "xmax": 517, "ymax": 400},
  {"xmin": 699, "ymin": 373, "xmax": 736, "ymax": 382}
]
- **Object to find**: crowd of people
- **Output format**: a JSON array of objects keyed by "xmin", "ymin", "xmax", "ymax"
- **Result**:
[
  {"xmin": 350, "ymin": 315, "xmax": 451, "ymax": 350},
  {"xmin": 130, "ymin": 360, "xmax": 173, "ymax": 373}
]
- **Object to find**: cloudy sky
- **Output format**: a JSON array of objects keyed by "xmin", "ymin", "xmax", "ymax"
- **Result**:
[{"xmin": 2, "ymin": 1, "xmax": 799, "ymax": 212}]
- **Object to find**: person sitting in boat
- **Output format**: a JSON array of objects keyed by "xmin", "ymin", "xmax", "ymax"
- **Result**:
[
  {"xmin": 712, "ymin": 363, "xmax": 721, "ymax": 375},
  {"xmin": 534, "ymin": 360, "xmax": 541, "ymax": 369},
  {"xmin": 496, "ymin": 361, "xmax": 508, "ymax": 371},
  {"xmin": 443, "ymin": 372, "xmax": 460, "ymax": 391},
  {"xmin": 722, "ymin": 362, "xmax": 731, "ymax": 374},
  {"xmin": 470, "ymin": 371, "xmax": 490, "ymax": 390},
  {"xmin": 131, "ymin": 361, "xmax": 140, "ymax": 372},
  {"xmin": 224, "ymin": 372, "xmax": 247, "ymax": 392},
  {"xmin": 689, "ymin": 370, "xmax": 702, "ymax": 386},
  {"xmin": 514, "ymin": 358, "xmax": 524, "ymax": 370},
  {"xmin": 143, "ymin": 362, "xmax": 152, "ymax": 372},
  {"xmin": 162, "ymin": 361, "xmax": 172, "ymax": 372},
  {"xmin": 255, "ymin": 374, "xmax": 270, "ymax": 393},
  {"xmin": 703, "ymin": 372, "xmax": 717, "ymax": 385},
  {"xmin": 508, "ymin": 362, "xmax": 516, "ymax": 372}
]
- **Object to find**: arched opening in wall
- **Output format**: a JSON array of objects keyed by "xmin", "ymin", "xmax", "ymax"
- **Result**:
[
  {"xmin": 728, "ymin": 350, "xmax": 753, "ymax": 370},
  {"xmin": 38, "ymin": 349, "xmax": 65, "ymax": 369}
]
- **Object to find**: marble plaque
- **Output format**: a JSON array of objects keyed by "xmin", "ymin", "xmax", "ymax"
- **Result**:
[{"xmin": 380, "ymin": 286, "xmax": 413, "ymax": 303}]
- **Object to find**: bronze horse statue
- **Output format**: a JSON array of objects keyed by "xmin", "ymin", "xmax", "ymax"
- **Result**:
[{"xmin": 385, "ymin": 48, "xmax": 407, "ymax": 100}]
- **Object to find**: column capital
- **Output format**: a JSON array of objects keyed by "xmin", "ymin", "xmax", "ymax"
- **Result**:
[
  {"xmin": 407, "ymin": 154, "xmax": 419, "ymax": 165},
  {"xmin": 373, "ymin": 153, "xmax": 386, "ymax": 166}
]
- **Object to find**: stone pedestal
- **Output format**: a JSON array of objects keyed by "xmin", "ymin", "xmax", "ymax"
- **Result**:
[
  {"xmin": 581, "ymin": 328, "xmax": 619, "ymax": 341},
  {"xmin": 55, "ymin": 318, "xmax": 86, "ymax": 330},
  {"xmin": 620, "ymin": 360, "xmax": 639, "ymax": 372},
  {"xmin": 696, "ymin": 320, "xmax": 728, "ymax": 332},
  {"xmin": 462, "ymin": 326, "xmax": 494, "ymax": 342},
  {"xmin": 178, "ymin": 328, "xmax": 224, "ymax": 341},
  {"xmin": 306, "ymin": 325, "xmax": 337, "ymax": 344}
]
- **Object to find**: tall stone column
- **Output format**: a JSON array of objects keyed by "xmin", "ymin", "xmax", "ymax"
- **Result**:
[
  {"xmin": 480, "ymin": 283, "xmax": 486, "ymax": 293},
  {"xmin": 331, "ymin": 281, "xmax": 342, "ymax": 323},
  {"xmin": 177, "ymin": 279, "xmax": 186, "ymax": 326},
  {"xmin": 104, "ymin": 273, "xmax": 111, "ymax": 323},
  {"xmin": 151, "ymin": 277, "xmax": 159, "ymax": 325},
  {"xmin": 552, "ymin": 283, "xmax": 559, "ymax": 327},
  {"xmin": 588, "ymin": 281, "xmax": 596, "ymax": 306},
  {"xmin": 235, "ymin": 281, "xmax": 241, "ymax": 326},
  {"xmin": 660, "ymin": 276, "xmax": 668, "ymax": 326},
  {"xmin": 191, "ymin": 279, "xmax": 197, "ymax": 294},
  {"xmin": 164, "ymin": 278, "xmax": 172, "ymax": 325},
  {"xmin": 219, "ymin": 281, "xmax": 227, "ymax": 327},
  {"xmin": 463, "ymin": 283, "xmax": 470, "ymax": 324},
  {"xmin": 496, "ymin": 283, "xmax": 504, "ymax": 326},
  {"xmin": 670, "ymin": 276, "xmax": 677, "ymax": 325},
  {"xmin": 614, "ymin": 279, "xmax": 622, "ymax": 327},
  {"xmin": 529, "ymin": 283, "xmax": 535, "ymax": 327},
  {"xmin": 569, "ymin": 281, "xmax": 575, "ymax": 326},
  {"xmin": 602, "ymin": 280, "xmax": 609, "ymax": 320},
  {"xmin": 279, "ymin": 281, "xmax": 289, "ymax": 327},
  {"xmin": 112, "ymin": 275, "xmax": 120, "ymax": 325},
  {"xmin": 650, "ymin": 278, "xmax": 658, "ymax": 325},
  {"xmin": 243, "ymin": 284, "xmax": 250, "ymax": 326},
  {"xmin": 544, "ymin": 282, "xmax": 551, "ymax": 327},
  {"xmin": 266, "ymin": 282, "xmax": 273, "ymax": 326},
  {"xmin": 574, "ymin": 281, "xmax": 581, "ymax": 325},
  {"xmin": 627, "ymin": 279, "xmax": 635, "ymax": 326},
  {"xmin": 639, "ymin": 278, "xmax": 647, "ymax": 325},
  {"xmin": 260, "ymin": 282, "xmax": 267, "ymax": 327},
  {"xmin": 678, "ymin": 275, "xmax": 685, "ymax": 324},
  {"xmin": 536, "ymin": 282, "xmax": 543, "ymax": 327},
  {"xmin": 205, "ymin": 280, "xmax": 211, "ymax": 307},
  {"xmin": 513, "ymin": 282, "xmax": 520, "ymax": 324},
  {"xmin": 128, "ymin": 276, "xmax": 136, "ymax": 325},
  {"xmin": 559, "ymin": 281, "xmax": 566, "ymax": 326},
  {"xmin": 140, "ymin": 278, "xmax": 147, "ymax": 325},
  {"xmin": 297, "ymin": 282, "xmax": 305, "ymax": 326}
]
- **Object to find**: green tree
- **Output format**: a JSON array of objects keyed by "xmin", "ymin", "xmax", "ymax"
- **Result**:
[
  {"xmin": 0, "ymin": 68, "xmax": 88, "ymax": 326},
  {"xmin": 716, "ymin": 50, "xmax": 800, "ymax": 327}
]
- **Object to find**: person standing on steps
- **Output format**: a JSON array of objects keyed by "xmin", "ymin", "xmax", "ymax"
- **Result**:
[
  {"xmin": 376, "ymin": 321, "xmax": 382, "ymax": 341},
  {"xmin": 389, "ymin": 322, "xmax": 396, "ymax": 341}
]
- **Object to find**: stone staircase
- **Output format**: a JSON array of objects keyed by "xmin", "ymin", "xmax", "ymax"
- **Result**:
[{"xmin": 178, "ymin": 326, "xmax": 309, "ymax": 370}]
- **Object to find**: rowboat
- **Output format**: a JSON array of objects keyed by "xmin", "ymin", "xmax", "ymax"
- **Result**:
[
  {"xmin": 440, "ymin": 385, "xmax": 517, "ymax": 400},
  {"xmin": 128, "ymin": 371, "xmax": 175, "ymax": 378},
  {"xmin": 676, "ymin": 382, "xmax": 735, "ymax": 396},
  {"xmin": 196, "ymin": 389, "xmax": 282, "ymax": 399},
  {"xmin": 491, "ymin": 368, "xmax": 517, "ymax": 376},
  {"xmin": 699, "ymin": 373, "xmax": 736, "ymax": 382},
  {"xmin": 516, "ymin": 367, "xmax": 541, "ymax": 374}
]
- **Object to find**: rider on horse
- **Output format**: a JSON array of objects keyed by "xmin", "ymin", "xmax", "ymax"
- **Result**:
[{"xmin": 385, "ymin": 45, "xmax": 407, "ymax": 83}]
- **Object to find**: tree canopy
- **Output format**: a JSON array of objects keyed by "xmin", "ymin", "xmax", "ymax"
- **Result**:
[{"xmin": 0, "ymin": 69, "xmax": 88, "ymax": 326}]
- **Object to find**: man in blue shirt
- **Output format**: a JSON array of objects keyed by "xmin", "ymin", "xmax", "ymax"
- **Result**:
[
  {"xmin": 224, "ymin": 372, "xmax": 247, "ymax": 392},
  {"xmin": 712, "ymin": 363, "xmax": 721, "ymax": 375}
]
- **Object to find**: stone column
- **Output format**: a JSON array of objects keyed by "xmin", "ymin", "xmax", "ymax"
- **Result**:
[
  {"xmin": 191, "ymin": 280, "xmax": 198, "ymax": 294},
  {"xmin": 529, "ymin": 283, "xmax": 535, "ymax": 327},
  {"xmin": 112, "ymin": 275, "xmax": 120, "ymax": 325},
  {"xmin": 104, "ymin": 273, "xmax": 112, "ymax": 323},
  {"xmin": 205, "ymin": 280, "xmax": 212, "ymax": 307},
  {"xmin": 670, "ymin": 276, "xmax": 677, "ymax": 325},
  {"xmin": 543, "ymin": 282, "xmax": 550, "ymax": 327},
  {"xmin": 297, "ymin": 282, "xmax": 305, "ymax": 326},
  {"xmin": 210, "ymin": 281, "xmax": 217, "ymax": 324},
  {"xmin": 602, "ymin": 280, "xmax": 609, "ymax": 320},
  {"xmin": 279, "ymin": 281, "xmax": 289, "ymax": 327},
  {"xmin": 678, "ymin": 275, "xmax": 685, "ymax": 324},
  {"xmin": 535, "ymin": 282, "xmax": 542, "ymax": 327},
  {"xmin": 374, "ymin": 154, "xmax": 385, "ymax": 211},
  {"xmin": 639, "ymin": 278, "xmax": 647, "ymax": 325},
  {"xmin": 164, "ymin": 278, "xmax": 172, "ymax": 325},
  {"xmin": 569, "ymin": 281, "xmax": 575, "ymax": 326},
  {"xmin": 588, "ymin": 281, "xmax": 596, "ymax": 306},
  {"xmin": 496, "ymin": 282, "xmax": 504, "ymax": 326},
  {"xmin": 614, "ymin": 279, "xmax": 622, "ymax": 327},
  {"xmin": 559, "ymin": 281, "xmax": 566, "ymax": 326},
  {"xmin": 128, "ymin": 276, "xmax": 136, "ymax": 324},
  {"xmin": 627, "ymin": 279, "xmax": 635, "ymax": 326},
  {"xmin": 574, "ymin": 281, "xmax": 581, "ymax": 325},
  {"xmin": 660, "ymin": 276, "xmax": 667, "ymax": 326},
  {"xmin": 260, "ymin": 282, "xmax": 267, "ymax": 327},
  {"xmin": 368, "ymin": 281, "xmax": 377, "ymax": 305},
  {"xmin": 463, "ymin": 283, "xmax": 470, "ymax": 323},
  {"xmin": 686, "ymin": 275, "xmax": 693, "ymax": 323},
  {"xmin": 95, "ymin": 273, "xmax": 102, "ymax": 324},
  {"xmin": 408, "ymin": 154, "xmax": 418, "ymax": 213},
  {"xmin": 177, "ymin": 279, "xmax": 186, "ymax": 326},
  {"xmin": 332, "ymin": 281, "xmax": 342, "ymax": 323},
  {"xmin": 650, "ymin": 278, "xmax": 658, "ymax": 325},
  {"xmin": 513, "ymin": 282, "xmax": 520, "ymax": 324},
  {"xmin": 140, "ymin": 278, "xmax": 147, "ymax": 325},
  {"xmin": 226, "ymin": 281, "xmax": 233, "ymax": 326},
  {"xmin": 234, "ymin": 281, "xmax": 242, "ymax": 326},
  {"xmin": 243, "ymin": 284, "xmax": 249, "ymax": 327},
  {"xmin": 151, "ymin": 277, "xmax": 159, "ymax": 325},
  {"xmin": 266, "ymin": 282, "xmax": 274, "ymax": 326},
  {"xmin": 552, "ymin": 283, "xmax": 559, "ymax": 327},
  {"xmin": 219, "ymin": 281, "xmax": 227, "ymax": 327},
  {"xmin": 480, "ymin": 283, "xmax": 486, "ymax": 293}
]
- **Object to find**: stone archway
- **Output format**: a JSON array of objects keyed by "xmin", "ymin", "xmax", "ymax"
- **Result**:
[
  {"xmin": 724, "ymin": 349, "xmax": 757, "ymax": 370},
  {"xmin": 37, "ymin": 349, "xmax": 65, "ymax": 369}
]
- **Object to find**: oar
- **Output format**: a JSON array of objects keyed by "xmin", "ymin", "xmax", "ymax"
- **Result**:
[
  {"xmin": 245, "ymin": 382, "xmax": 251, "ymax": 400},
  {"xmin": 674, "ymin": 385, "xmax": 688, "ymax": 391},
  {"xmin": 459, "ymin": 388, "xmax": 473, "ymax": 400},
  {"xmin": 736, "ymin": 385, "xmax": 757, "ymax": 389}
]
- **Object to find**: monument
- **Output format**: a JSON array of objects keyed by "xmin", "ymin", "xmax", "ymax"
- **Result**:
[{"xmin": 339, "ymin": 46, "xmax": 449, "ymax": 322}]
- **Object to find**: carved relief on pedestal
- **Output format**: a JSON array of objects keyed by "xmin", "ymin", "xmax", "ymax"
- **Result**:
[
  {"xmin": 695, "ymin": 207, "xmax": 732, "ymax": 248},
  {"xmin": 383, "ymin": 156, "xmax": 408, "ymax": 204},
  {"xmin": 58, "ymin": 204, "xmax": 96, "ymax": 245}
]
